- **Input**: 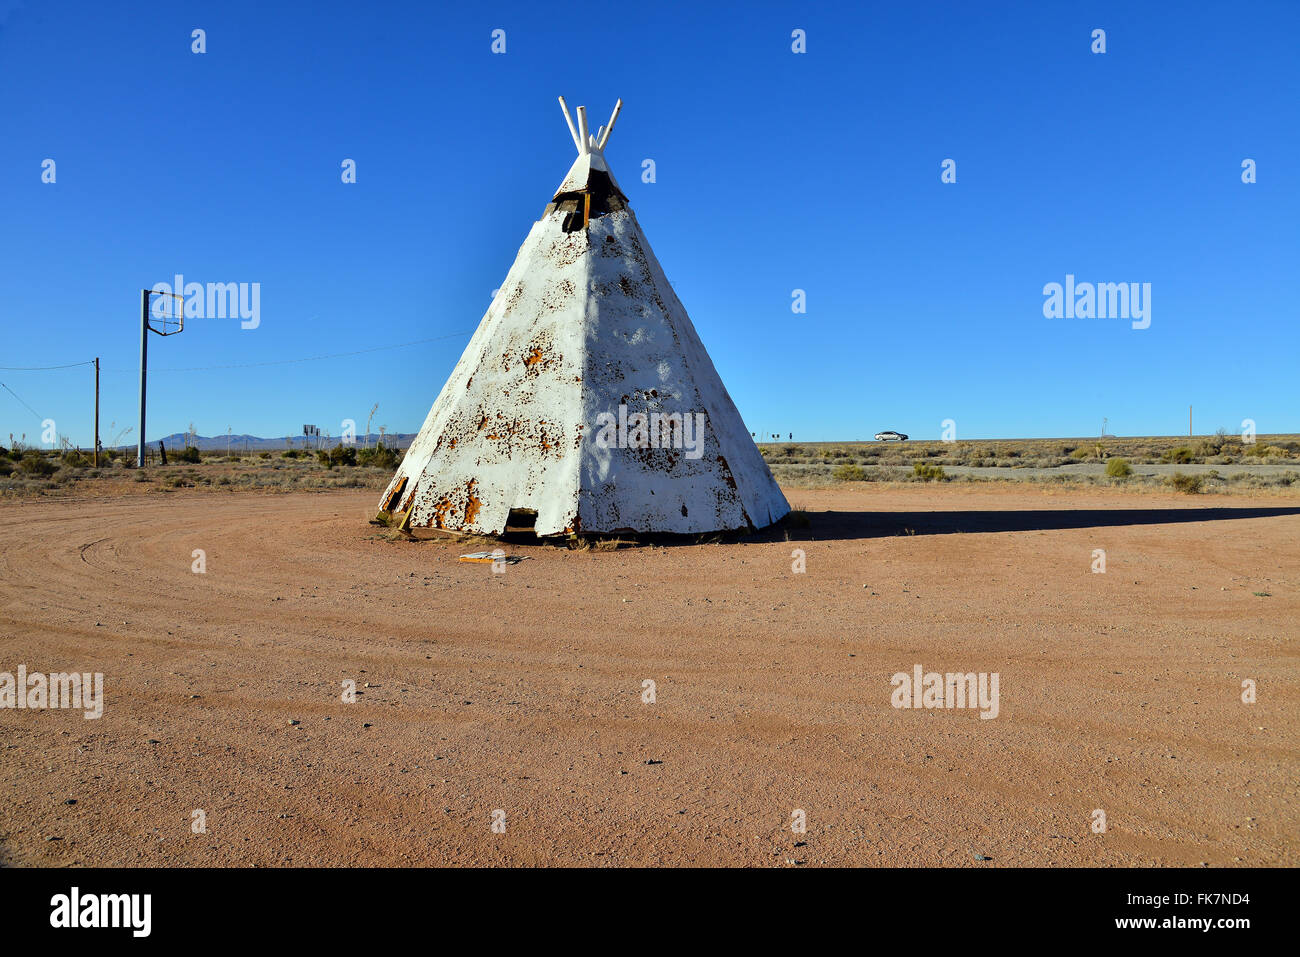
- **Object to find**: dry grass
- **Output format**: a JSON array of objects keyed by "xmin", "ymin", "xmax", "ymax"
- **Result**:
[
  {"xmin": 5, "ymin": 434, "xmax": 1298, "ymax": 503},
  {"xmin": 0, "ymin": 447, "xmax": 401, "ymax": 500},
  {"xmin": 761, "ymin": 434, "xmax": 1300, "ymax": 468},
  {"xmin": 761, "ymin": 434, "xmax": 1300, "ymax": 494},
  {"xmin": 783, "ymin": 505, "xmax": 812, "ymax": 529}
]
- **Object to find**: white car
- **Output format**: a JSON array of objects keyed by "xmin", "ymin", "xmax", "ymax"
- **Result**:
[{"xmin": 874, "ymin": 431, "xmax": 908, "ymax": 441}]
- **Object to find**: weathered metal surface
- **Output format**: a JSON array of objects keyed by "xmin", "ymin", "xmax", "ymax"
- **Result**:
[
  {"xmin": 378, "ymin": 104, "xmax": 789, "ymax": 536},
  {"xmin": 553, "ymin": 150, "xmax": 621, "ymax": 200}
]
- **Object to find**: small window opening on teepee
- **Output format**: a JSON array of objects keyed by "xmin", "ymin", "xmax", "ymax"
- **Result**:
[
  {"xmin": 381, "ymin": 476, "xmax": 407, "ymax": 512},
  {"xmin": 501, "ymin": 508, "xmax": 545, "ymax": 544},
  {"xmin": 557, "ymin": 174, "xmax": 627, "ymax": 231},
  {"xmin": 506, "ymin": 508, "xmax": 538, "ymax": 531}
]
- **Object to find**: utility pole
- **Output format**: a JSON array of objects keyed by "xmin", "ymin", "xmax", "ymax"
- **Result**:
[
  {"xmin": 94, "ymin": 357, "xmax": 100, "ymax": 467},
  {"xmin": 138, "ymin": 290, "xmax": 149, "ymax": 467},
  {"xmin": 137, "ymin": 287, "xmax": 183, "ymax": 468}
]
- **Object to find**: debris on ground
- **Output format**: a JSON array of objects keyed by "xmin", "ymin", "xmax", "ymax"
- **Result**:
[{"xmin": 458, "ymin": 552, "xmax": 526, "ymax": 564}]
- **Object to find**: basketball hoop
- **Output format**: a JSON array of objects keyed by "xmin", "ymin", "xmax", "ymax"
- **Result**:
[{"xmin": 147, "ymin": 290, "xmax": 184, "ymax": 336}]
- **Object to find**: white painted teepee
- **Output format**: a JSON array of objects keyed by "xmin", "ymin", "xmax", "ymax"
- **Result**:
[{"xmin": 376, "ymin": 97, "xmax": 789, "ymax": 537}]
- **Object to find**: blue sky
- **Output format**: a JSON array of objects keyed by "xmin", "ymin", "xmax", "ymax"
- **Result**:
[{"xmin": 2, "ymin": 0, "xmax": 1296, "ymax": 447}]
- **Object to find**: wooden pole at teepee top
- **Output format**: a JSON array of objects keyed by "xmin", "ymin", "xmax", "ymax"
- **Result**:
[
  {"xmin": 558, "ymin": 96, "xmax": 624, "ymax": 154},
  {"xmin": 597, "ymin": 99, "xmax": 622, "ymax": 150},
  {"xmin": 557, "ymin": 97, "xmax": 581, "ymax": 152},
  {"xmin": 575, "ymin": 106, "xmax": 590, "ymax": 155}
]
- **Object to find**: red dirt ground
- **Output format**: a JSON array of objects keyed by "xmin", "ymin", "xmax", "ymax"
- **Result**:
[{"xmin": 1, "ymin": 483, "xmax": 1295, "ymax": 866}]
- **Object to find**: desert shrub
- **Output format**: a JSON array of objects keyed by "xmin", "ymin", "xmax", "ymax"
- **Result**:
[
  {"xmin": 781, "ymin": 444, "xmax": 799, "ymax": 458},
  {"xmin": 1192, "ymin": 437, "xmax": 1224, "ymax": 458},
  {"xmin": 61, "ymin": 449, "xmax": 91, "ymax": 469},
  {"xmin": 18, "ymin": 452, "xmax": 57, "ymax": 477},
  {"xmin": 913, "ymin": 463, "xmax": 946, "ymax": 481},
  {"xmin": 1161, "ymin": 447, "xmax": 1194, "ymax": 464},
  {"xmin": 258, "ymin": 452, "xmax": 271, "ymax": 459},
  {"xmin": 1247, "ymin": 442, "xmax": 1290, "ymax": 458},
  {"xmin": 1167, "ymin": 472, "xmax": 1203, "ymax": 494},
  {"xmin": 1240, "ymin": 442, "xmax": 1286, "ymax": 459},
  {"xmin": 0, "ymin": 461, "xmax": 13, "ymax": 477},
  {"xmin": 1070, "ymin": 447, "xmax": 1090, "ymax": 460},
  {"xmin": 281, "ymin": 449, "xmax": 302, "ymax": 459},
  {"xmin": 358, "ymin": 443, "xmax": 400, "ymax": 470},
  {"xmin": 1105, "ymin": 458, "xmax": 1132, "ymax": 478},
  {"xmin": 174, "ymin": 445, "xmax": 201, "ymax": 464},
  {"xmin": 318, "ymin": 444, "xmax": 358, "ymax": 468},
  {"xmin": 832, "ymin": 463, "xmax": 867, "ymax": 482}
]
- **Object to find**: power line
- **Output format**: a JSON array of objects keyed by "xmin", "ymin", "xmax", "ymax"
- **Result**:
[
  {"xmin": 2, "ymin": 330, "xmax": 476, "ymax": 376},
  {"xmin": 0, "ymin": 381, "xmax": 45, "ymax": 421},
  {"xmin": 0, "ymin": 360, "xmax": 96, "ymax": 371},
  {"xmin": 137, "ymin": 330, "xmax": 476, "ymax": 373}
]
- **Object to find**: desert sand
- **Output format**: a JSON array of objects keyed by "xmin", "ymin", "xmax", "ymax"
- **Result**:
[{"xmin": 1, "ymin": 483, "xmax": 1295, "ymax": 866}]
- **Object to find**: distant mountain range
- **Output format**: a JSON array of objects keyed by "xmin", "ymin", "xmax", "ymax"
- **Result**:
[{"xmin": 115, "ymin": 433, "xmax": 416, "ymax": 452}]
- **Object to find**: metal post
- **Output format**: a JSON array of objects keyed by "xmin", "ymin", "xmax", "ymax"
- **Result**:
[
  {"xmin": 576, "ymin": 106, "xmax": 590, "ymax": 155},
  {"xmin": 138, "ymin": 289, "xmax": 149, "ymax": 468},
  {"xmin": 94, "ymin": 357, "xmax": 100, "ymax": 467}
]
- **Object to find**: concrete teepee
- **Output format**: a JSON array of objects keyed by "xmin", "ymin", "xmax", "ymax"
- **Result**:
[{"xmin": 376, "ymin": 97, "xmax": 789, "ymax": 537}]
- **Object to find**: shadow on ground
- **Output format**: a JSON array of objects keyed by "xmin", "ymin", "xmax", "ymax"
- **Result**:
[
  {"xmin": 770, "ymin": 505, "xmax": 1300, "ymax": 543},
  {"xmin": 410, "ymin": 506, "xmax": 1300, "ymax": 549}
]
